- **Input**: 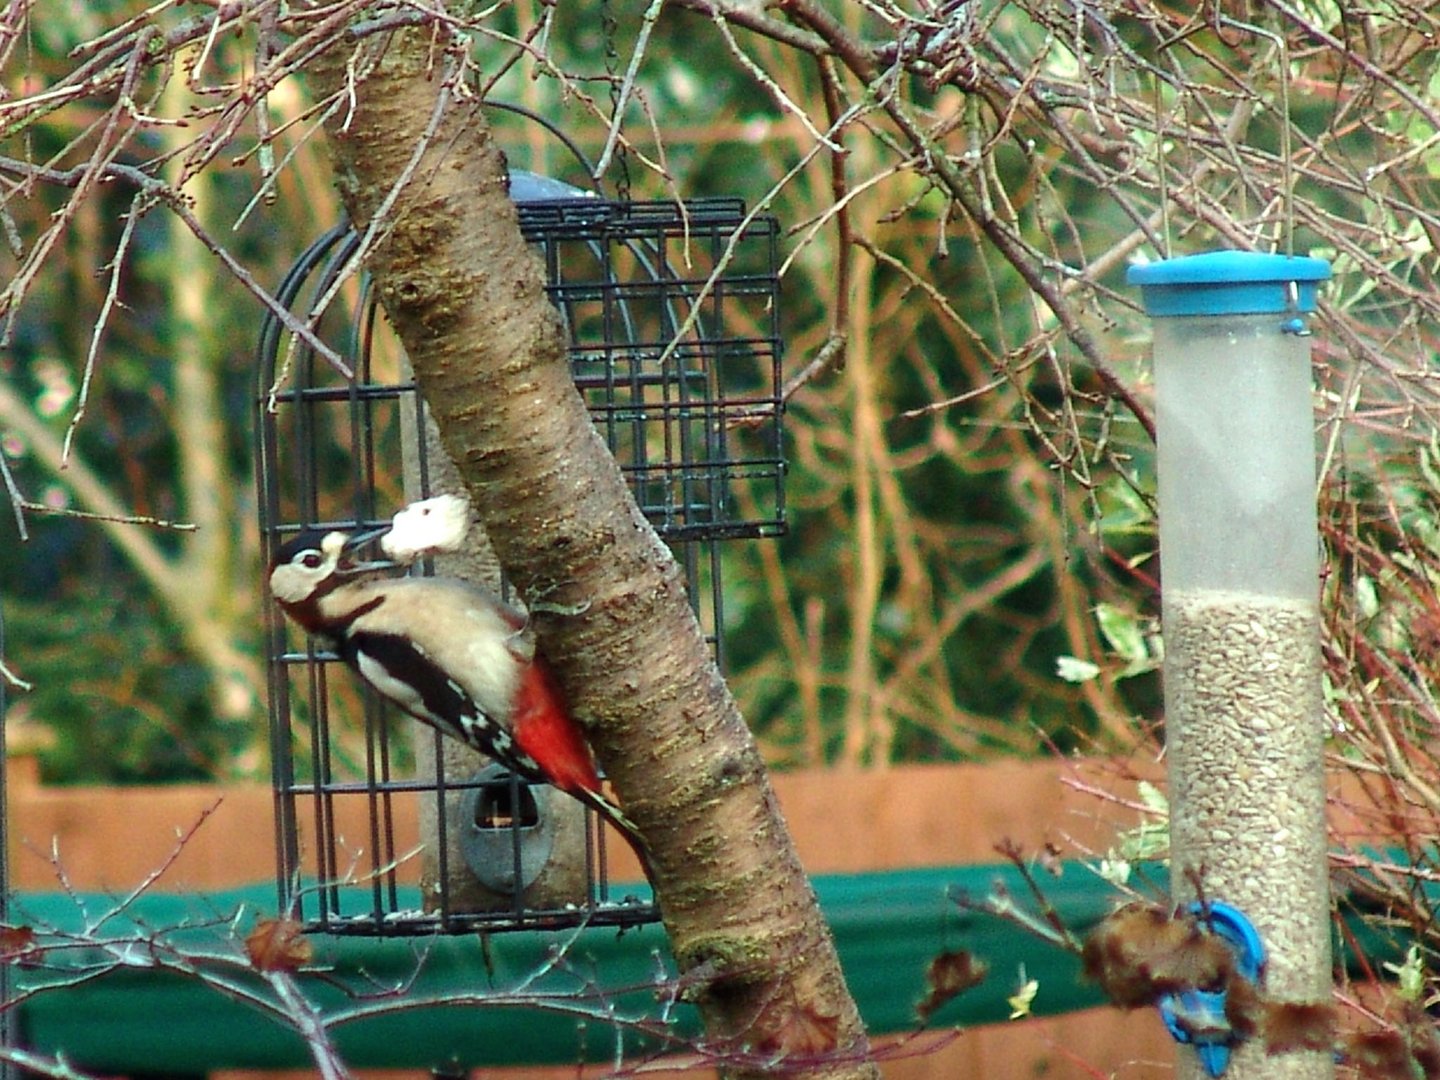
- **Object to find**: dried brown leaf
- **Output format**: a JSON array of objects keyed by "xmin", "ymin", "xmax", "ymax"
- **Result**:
[
  {"xmin": 0, "ymin": 926, "xmax": 38, "ymax": 965},
  {"xmin": 759, "ymin": 1003, "xmax": 841, "ymax": 1056},
  {"xmin": 1081, "ymin": 903, "xmax": 1232, "ymax": 1009},
  {"xmin": 1261, "ymin": 1000, "xmax": 1337, "ymax": 1054},
  {"xmin": 916, "ymin": 949, "xmax": 989, "ymax": 1023},
  {"xmin": 246, "ymin": 917, "xmax": 312, "ymax": 973},
  {"xmin": 1344, "ymin": 1030, "xmax": 1417, "ymax": 1080}
]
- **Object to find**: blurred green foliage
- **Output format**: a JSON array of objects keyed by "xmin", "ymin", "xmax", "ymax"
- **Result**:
[
  {"xmin": 1, "ymin": 0, "xmax": 1163, "ymax": 782},
  {"xmin": 28, "ymin": 0, "xmax": 1439, "ymax": 781},
  {"xmin": 2, "ymin": 590, "xmax": 236, "ymax": 783}
]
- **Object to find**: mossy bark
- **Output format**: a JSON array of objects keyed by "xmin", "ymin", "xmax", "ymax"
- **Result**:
[{"xmin": 306, "ymin": 28, "xmax": 877, "ymax": 1079}]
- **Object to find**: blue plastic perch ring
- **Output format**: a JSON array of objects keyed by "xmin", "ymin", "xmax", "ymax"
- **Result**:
[{"xmin": 1157, "ymin": 901, "xmax": 1266, "ymax": 1078}]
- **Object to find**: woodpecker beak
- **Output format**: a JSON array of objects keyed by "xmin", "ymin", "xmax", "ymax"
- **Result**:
[{"xmin": 336, "ymin": 526, "xmax": 398, "ymax": 574}]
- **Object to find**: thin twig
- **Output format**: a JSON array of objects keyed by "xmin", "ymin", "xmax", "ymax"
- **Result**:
[
  {"xmin": 15, "ymin": 500, "xmax": 196, "ymax": 531},
  {"xmin": 61, "ymin": 192, "xmax": 146, "ymax": 465}
]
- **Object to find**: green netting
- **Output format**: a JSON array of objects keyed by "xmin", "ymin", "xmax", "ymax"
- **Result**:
[{"xmin": 11, "ymin": 862, "xmax": 1405, "ymax": 1071}]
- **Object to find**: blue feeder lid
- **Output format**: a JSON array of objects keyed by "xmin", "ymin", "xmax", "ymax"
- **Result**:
[{"xmin": 1128, "ymin": 251, "xmax": 1331, "ymax": 317}]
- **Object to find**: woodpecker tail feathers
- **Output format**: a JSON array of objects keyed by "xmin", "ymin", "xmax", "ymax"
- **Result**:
[{"xmin": 575, "ymin": 786, "xmax": 655, "ymax": 885}]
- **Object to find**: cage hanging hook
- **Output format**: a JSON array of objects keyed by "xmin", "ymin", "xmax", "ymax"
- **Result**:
[
  {"xmin": 1161, "ymin": 8, "xmax": 1295, "ymax": 256},
  {"xmin": 1216, "ymin": 13, "xmax": 1295, "ymax": 256}
]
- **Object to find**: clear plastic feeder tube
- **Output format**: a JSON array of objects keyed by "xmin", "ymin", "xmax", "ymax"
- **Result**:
[
  {"xmin": 1130, "ymin": 252, "xmax": 1333, "ymax": 1080},
  {"xmin": 1152, "ymin": 312, "xmax": 1319, "ymax": 601}
]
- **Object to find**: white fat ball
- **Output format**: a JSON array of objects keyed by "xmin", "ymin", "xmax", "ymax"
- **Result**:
[{"xmin": 381, "ymin": 494, "xmax": 472, "ymax": 562}]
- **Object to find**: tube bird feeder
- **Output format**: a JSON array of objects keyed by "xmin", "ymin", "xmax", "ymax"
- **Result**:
[{"xmin": 1130, "ymin": 251, "xmax": 1333, "ymax": 1080}]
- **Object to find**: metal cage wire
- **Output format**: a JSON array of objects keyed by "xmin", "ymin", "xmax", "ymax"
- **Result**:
[{"xmin": 255, "ymin": 192, "xmax": 786, "ymax": 935}]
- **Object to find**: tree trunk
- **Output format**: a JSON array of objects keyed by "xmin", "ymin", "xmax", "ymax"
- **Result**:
[{"xmin": 306, "ymin": 26, "xmax": 878, "ymax": 1079}]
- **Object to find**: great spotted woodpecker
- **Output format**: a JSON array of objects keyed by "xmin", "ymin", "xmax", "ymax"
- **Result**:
[{"xmin": 268, "ymin": 527, "xmax": 648, "ymax": 871}]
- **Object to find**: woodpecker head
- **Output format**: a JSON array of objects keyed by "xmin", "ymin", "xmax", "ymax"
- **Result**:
[{"xmin": 268, "ymin": 527, "xmax": 394, "ymax": 608}]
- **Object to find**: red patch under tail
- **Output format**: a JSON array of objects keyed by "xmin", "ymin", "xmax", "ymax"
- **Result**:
[
  {"xmin": 510, "ymin": 658, "xmax": 653, "ymax": 881},
  {"xmin": 510, "ymin": 658, "xmax": 603, "ymax": 797}
]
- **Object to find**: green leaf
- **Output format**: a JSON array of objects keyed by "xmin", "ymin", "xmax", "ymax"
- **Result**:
[
  {"xmin": 1137, "ymin": 780, "xmax": 1168, "ymax": 816},
  {"xmin": 1382, "ymin": 945, "xmax": 1425, "ymax": 1001},
  {"xmin": 1055, "ymin": 655, "xmax": 1101, "ymax": 683},
  {"xmin": 1007, "ymin": 973, "xmax": 1039, "ymax": 1020},
  {"xmin": 1096, "ymin": 603, "xmax": 1147, "ymax": 662},
  {"xmin": 1354, "ymin": 575, "xmax": 1380, "ymax": 621},
  {"xmin": 1097, "ymin": 856, "xmax": 1131, "ymax": 887},
  {"xmin": 1094, "ymin": 603, "xmax": 1160, "ymax": 678}
]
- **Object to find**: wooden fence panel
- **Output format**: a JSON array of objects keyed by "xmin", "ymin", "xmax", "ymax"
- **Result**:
[{"xmin": 6, "ymin": 757, "xmax": 1149, "ymax": 888}]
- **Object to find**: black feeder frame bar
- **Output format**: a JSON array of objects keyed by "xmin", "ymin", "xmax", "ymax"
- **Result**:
[{"xmin": 255, "ymin": 195, "xmax": 786, "ymax": 935}]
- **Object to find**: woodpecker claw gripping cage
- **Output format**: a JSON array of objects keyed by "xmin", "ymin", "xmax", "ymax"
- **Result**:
[{"xmin": 255, "ymin": 177, "xmax": 786, "ymax": 935}]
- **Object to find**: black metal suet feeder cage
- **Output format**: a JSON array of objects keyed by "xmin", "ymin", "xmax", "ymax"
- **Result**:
[{"xmin": 255, "ymin": 174, "xmax": 787, "ymax": 936}]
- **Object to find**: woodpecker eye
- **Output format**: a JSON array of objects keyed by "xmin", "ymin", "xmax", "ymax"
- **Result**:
[{"xmin": 299, "ymin": 551, "xmax": 323, "ymax": 569}]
